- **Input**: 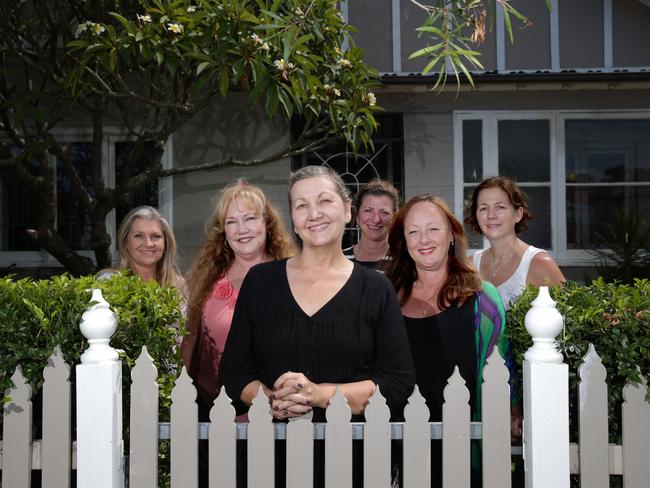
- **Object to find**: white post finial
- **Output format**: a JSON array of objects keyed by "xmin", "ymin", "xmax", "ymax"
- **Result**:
[
  {"xmin": 80, "ymin": 289, "xmax": 118, "ymax": 364},
  {"xmin": 76, "ymin": 288, "xmax": 123, "ymax": 488},
  {"xmin": 524, "ymin": 286, "xmax": 564, "ymax": 364}
]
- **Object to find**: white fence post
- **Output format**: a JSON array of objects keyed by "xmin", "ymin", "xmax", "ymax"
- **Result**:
[
  {"xmin": 76, "ymin": 288, "xmax": 124, "ymax": 488},
  {"xmin": 523, "ymin": 286, "xmax": 570, "ymax": 488}
]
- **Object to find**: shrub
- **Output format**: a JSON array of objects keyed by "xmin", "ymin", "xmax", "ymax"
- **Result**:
[
  {"xmin": 507, "ymin": 279, "xmax": 650, "ymax": 442},
  {"xmin": 0, "ymin": 273, "xmax": 185, "ymax": 414}
]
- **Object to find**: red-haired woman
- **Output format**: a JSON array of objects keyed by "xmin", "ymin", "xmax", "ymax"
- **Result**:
[{"xmin": 384, "ymin": 194, "xmax": 518, "ymax": 487}]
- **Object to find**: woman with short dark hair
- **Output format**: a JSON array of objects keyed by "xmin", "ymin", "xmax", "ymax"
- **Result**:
[{"xmin": 465, "ymin": 176, "xmax": 565, "ymax": 310}]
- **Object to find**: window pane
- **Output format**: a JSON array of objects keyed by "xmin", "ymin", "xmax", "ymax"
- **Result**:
[
  {"xmin": 498, "ymin": 120, "xmax": 550, "ymax": 182},
  {"xmin": 292, "ymin": 113, "xmax": 404, "ymax": 250},
  {"xmin": 463, "ymin": 120, "xmax": 483, "ymax": 183},
  {"xmin": 520, "ymin": 186, "xmax": 552, "ymax": 249},
  {"xmin": 566, "ymin": 119, "xmax": 650, "ymax": 183},
  {"xmin": 0, "ymin": 171, "xmax": 40, "ymax": 251},
  {"xmin": 114, "ymin": 141, "xmax": 159, "ymax": 229},
  {"xmin": 57, "ymin": 142, "xmax": 93, "ymax": 250},
  {"xmin": 463, "ymin": 185, "xmax": 483, "ymax": 249},
  {"xmin": 566, "ymin": 185, "xmax": 650, "ymax": 249}
]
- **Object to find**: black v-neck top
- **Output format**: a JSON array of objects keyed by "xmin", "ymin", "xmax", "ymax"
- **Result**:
[
  {"xmin": 404, "ymin": 298, "xmax": 477, "ymax": 421},
  {"xmin": 220, "ymin": 259, "xmax": 415, "ymax": 421}
]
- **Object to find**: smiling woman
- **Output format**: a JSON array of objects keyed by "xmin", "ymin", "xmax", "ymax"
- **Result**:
[
  {"xmin": 220, "ymin": 166, "xmax": 415, "ymax": 487},
  {"xmin": 345, "ymin": 179, "xmax": 400, "ymax": 270},
  {"xmin": 97, "ymin": 205, "xmax": 183, "ymax": 289},
  {"xmin": 384, "ymin": 194, "xmax": 520, "ymax": 487},
  {"xmin": 465, "ymin": 176, "xmax": 565, "ymax": 311}
]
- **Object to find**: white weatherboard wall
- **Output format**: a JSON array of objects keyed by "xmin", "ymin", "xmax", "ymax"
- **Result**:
[{"xmin": 403, "ymin": 112, "xmax": 454, "ymax": 203}]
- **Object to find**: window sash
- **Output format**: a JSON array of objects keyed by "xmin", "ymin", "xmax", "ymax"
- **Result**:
[{"xmin": 454, "ymin": 110, "xmax": 650, "ymax": 266}]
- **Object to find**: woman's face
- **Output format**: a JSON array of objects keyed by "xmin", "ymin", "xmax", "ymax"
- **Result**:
[
  {"xmin": 404, "ymin": 201, "xmax": 454, "ymax": 273},
  {"xmin": 126, "ymin": 217, "xmax": 165, "ymax": 274},
  {"xmin": 357, "ymin": 194, "xmax": 394, "ymax": 243},
  {"xmin": 475, "ymin": 187, "xmax": 523, "ymax": 240},
  {"xmin": 290, "ymin": 176, "xmax": 351, "ymax": 249},
  {"xmin": 224, "ymin": 197, "xmax": 267, "ymax": 260}
]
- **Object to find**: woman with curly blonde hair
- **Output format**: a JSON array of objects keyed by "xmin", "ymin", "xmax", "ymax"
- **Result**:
[{"xmin": 181, "ymin": 179, "xmax": 295, "ymax": 416}]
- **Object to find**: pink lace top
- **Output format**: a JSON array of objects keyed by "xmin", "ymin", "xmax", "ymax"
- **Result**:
[{"xmin": 196, "ymin": 275, "xmax": 238, "ymax": 406}]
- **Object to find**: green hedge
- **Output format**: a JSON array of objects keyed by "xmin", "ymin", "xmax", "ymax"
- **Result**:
[
  {"xmin": 0, "ymin": 273, "xmax": 185, "ymax": 413},
  {"xmin": 507, "ymin": 278, "xmax": 650, "ymax": 442}
]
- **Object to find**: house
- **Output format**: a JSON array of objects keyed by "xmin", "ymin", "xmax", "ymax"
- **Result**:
[{"xmin": 1, "ymin": 0, "xmax": 649, "ymax": 279}]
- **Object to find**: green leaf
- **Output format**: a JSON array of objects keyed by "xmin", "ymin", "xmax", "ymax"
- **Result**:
[{"xmin": 219, "ymin": 68, "xmax": 229, "ymax": 98}]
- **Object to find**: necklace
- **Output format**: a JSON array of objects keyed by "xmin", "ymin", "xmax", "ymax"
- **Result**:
[{"xmin": 489, "ymin": 241, "xmax": 518, "ymax": 278}]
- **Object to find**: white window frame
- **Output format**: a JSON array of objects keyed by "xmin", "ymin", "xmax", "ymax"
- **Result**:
[
  {"xmin": 0, "ymin": 130, "xmax": 174, "ymax": 268},
  {"xmin": 453, "ymin": 109, "xmax": 650, "ymax": 266}
]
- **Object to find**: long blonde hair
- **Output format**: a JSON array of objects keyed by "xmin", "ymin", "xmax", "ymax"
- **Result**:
[
  {"xmin": 116, "ymin": 205, "xmax": 183, "ymax": 288},
  {"xmin": 182, "ymin": 180, "xmax": 295, "ymax": 365}
]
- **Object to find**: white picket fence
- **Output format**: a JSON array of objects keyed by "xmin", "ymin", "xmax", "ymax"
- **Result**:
[{"xmin": 1, "ymin": 287, "xmax": 650, "ymax": 487}]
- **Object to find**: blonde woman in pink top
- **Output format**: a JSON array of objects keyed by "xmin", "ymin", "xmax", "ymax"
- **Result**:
[{"xmin": 181, "ymin": 180, "xmax": 295, "ymax": 420}]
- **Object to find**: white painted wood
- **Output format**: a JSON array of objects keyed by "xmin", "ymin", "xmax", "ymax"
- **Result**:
[
  {"xmin": 577, "ymin": 344, "xmax": 609, "ymax": 488},
  {"xmin": 495, "ymin": 2, "xmax": 505, "ymax": 71},
  {"xmin": 2, "ymin": 366, "xmax": 33, "ymax": 487},
  {"xmin": 76, "ymin": 289, "xmax": 123, "ymax": 488},
  {"xmin": 209, "ymin": 387, "xmax": 237, "ymax": 488},
  {"xmin": 524, "ymin": 286, "xmax": 564, "ymax": 364},
  {"xmin": 391, "ymin": 0, "xmax": 401, "ymax": 73},
  {"xmin": 286, "ymin": 410, "xmax": 314, "ymax": 488},
  {"xmin": 248, "ymin": 386, "xmax": 274, "ymax": 488},
  {"xmin": 481, "ymin": 347, "xmax": 511, "ymax": 488},
  {"xmin": 442, "ymin": 367, "xmax": 470, "ymax": 488},
  {"xmin": 550, "ymin": 0, "xmax": 560, "ymax": 71},
  {"xmin": 523, "ymin": 360, "xmax": 570, "ymax": 488},
  {"xmin": 170, "ymin": 367, "xmax": 198, "ymax": 488},
  {"xmin": 622, "ymin": 373, "xmax": 650, "ymax": 487},
  {"xmin": 130, "ymin": 347, "xmax": 159, "ymax": 488},
  {"xmin": 325, "ymin": 387, "xmax": 352, "ymax": 488},
  {"xmin": 364, "ymin": 386, "xmax": 391, "ymax": 488},
  {"xmin": 403, "ymin": 386, "xmax": 430, "ymax": 488},
  {"xmin": 570, "ymin": 443, "xmax": 624, "ymax": 475},
  {"xmin": 603, "ymin": 0, "xmax": 613, "ymax": 67},
  {"xmin": 42, "ymin": 346, "xmax": 71, "ymax": 488},
  {"xmin": 79, "ymin": 289, "xmax": 119, "ymax": 364}
]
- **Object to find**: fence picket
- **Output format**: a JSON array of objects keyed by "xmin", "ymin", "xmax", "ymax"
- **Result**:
[
  {"xmin": 325, "ymin": 387, "xmax": 352, "ymax": 488},
  {"xmin": 248, "ymin": 385, "xmax": 274, "ymax": 488},
  {"xmin": 442, "ymin": 367, "xmax": 471, "ymax": 488},
  {"xmin": 42, "ymin": 346, "xmax": 71, "ymax": 488},
  {"xmin": 481, "ymin": 346, "xmax": 511, "ymax": 488},
  {"xmin": 577, "ymin": 344, "xmax": 609, "ymax": 488},
  {"xmin": 130, "ymin": 347, "xmax": 159, "ymax": 488},
  {"xmin": 403, "ymin": 385, "xmax": 430, "ymax": 488},
  {"xmin": 209, "ymin": 387, "xmax": 236, "ymax": 488},
  {"xmin": 170, "ymin": 367, "xmax": 198, "ymax": 488},
  {"xmin": 622, "ymin": 373, "xmax": 650, "ymax": 487},
  {"xmin": 364, "ymin": 386, "xmax": 391, "ymax": 488},
  {"xmin": 2, "ymin": 366, "xmax": 33, "ymax": 487},
  {"xmin": 286, "ymin": 410, "xmax": 314, "ymax": 488}
]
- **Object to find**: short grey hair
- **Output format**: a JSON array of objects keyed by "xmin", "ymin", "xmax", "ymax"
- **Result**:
[{"xmin": 287, "ymin": 165, "xmax": 351, "ymax": 208}]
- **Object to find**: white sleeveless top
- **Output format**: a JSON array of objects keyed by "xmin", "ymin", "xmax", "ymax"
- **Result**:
[{"xmin": 472, "ymin": 245, "xmax": 545, "ymax": 311}]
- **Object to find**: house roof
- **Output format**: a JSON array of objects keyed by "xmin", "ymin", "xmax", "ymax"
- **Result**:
[{"xmin": 380, "ymin": 68, "xmax": 650, "ymax": 85}]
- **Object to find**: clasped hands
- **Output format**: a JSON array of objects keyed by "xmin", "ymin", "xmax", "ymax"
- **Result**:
[{"xmin": 268, "ymin": 371, "xmax": 332, "ymax": 420}]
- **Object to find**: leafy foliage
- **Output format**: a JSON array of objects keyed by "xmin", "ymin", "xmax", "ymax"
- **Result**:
[
  {"xmin": 507, "ymin": 279, "xmax": 650, "ymax": 442},
  {"xmin": 0, "ymin": 0, "xmax": 379, "ymax": 274},
  {"xmin": 407, "ymin": 0, "xmax": 551, "ymax": 90},
  {"xmin": 0, "ymin": 273, "xmax": 185, "ymax": 416},
  {"xmin": 590, "ymin": 211, "xmax": 650, "ymax": 284}
]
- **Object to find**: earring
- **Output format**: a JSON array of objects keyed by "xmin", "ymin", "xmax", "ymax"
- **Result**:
[{"xmin": 224, "ymin": 239, "xmax": 230, "ymax": 249}]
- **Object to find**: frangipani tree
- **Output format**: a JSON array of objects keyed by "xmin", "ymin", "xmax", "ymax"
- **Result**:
[{"xmin": 0, "ymin": 0, "xmax": 379, "ymax": 275}]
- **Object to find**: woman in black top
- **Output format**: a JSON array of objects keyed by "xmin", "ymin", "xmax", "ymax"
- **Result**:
[{"xmin": 221, "ymin": 166, "xmax": 415, "ymax": 421}]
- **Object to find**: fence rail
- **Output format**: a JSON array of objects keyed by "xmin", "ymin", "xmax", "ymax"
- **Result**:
[{"xmin": 2, "ymin": 287, "xmax": 650, "ymax": 488}]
